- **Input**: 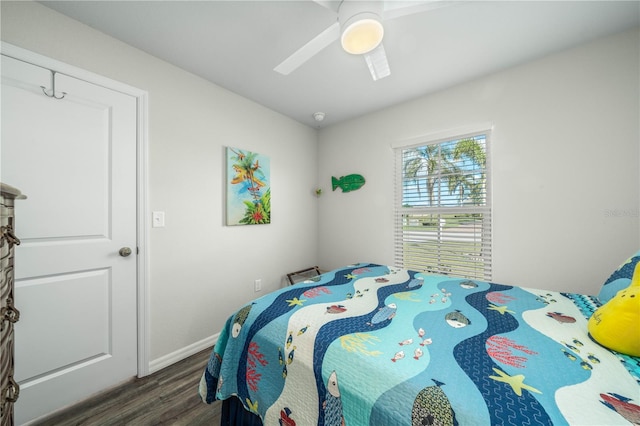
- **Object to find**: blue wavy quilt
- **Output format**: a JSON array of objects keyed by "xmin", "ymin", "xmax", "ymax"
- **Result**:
[{"xmin": 199, "ymin": 263, "xmax": 640, "ymax": 425}]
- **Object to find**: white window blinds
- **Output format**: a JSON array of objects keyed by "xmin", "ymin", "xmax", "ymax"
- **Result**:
[{"xmin": 394, "ymin": 131, "xmax": 492, "ymax": 280}]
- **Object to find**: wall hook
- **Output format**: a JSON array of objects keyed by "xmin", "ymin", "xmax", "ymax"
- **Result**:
[{"xmin": 41, "ymin": 70, "xmax": 66, "ymax": 100}]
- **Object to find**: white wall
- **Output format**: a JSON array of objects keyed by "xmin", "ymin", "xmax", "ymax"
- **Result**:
[
  {"xmin": 318, "ymin": 28, "xmax": 640, "ymax": 295},
  {"xmin": 1, "ymin": 1, "xmax": 319, "ymax": 362}
]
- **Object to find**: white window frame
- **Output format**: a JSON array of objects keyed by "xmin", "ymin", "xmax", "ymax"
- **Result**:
[{"xmin": 393, "ymin": 126, "xmax": 492, "ymax": 280}]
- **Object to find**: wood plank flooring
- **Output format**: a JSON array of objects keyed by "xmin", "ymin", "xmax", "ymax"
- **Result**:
[{"xmin": 32, "ymin": 348, "xmax": 221, "ymax": 426}]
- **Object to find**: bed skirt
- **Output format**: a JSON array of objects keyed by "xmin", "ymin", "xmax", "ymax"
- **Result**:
[{"xmin": 221, "ymin": 396, "xmax": 263, "ymax": 426}]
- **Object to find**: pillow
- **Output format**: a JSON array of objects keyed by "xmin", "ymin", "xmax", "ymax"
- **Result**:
[
  {"xmin": 597, "ymin": 250, "xmax": 640, "ymax": 304},
  {"xmin": 588, "ymin": 262, "xmax": 640, "ymax": 357}
]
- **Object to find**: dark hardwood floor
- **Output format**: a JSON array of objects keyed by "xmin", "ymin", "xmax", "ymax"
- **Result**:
[{"xmin": 32, "ymin": 348, "xmax": 221, "ymax": 426}]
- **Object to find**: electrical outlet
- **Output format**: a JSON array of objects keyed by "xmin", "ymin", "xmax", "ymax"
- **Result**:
[{"xmin": 254, "ymin": 279, "xmax": 262, "ymax": 292}]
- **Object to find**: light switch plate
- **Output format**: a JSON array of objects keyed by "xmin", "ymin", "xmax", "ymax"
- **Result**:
[{"xmin": 152, "ymin": 211, "xmax": 165, "ymax": 228}]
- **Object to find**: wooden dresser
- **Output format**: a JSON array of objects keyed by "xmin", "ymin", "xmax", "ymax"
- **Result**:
[{"xmin": 0, "ymin": 183, "xmax": 25, "ymax": 426}]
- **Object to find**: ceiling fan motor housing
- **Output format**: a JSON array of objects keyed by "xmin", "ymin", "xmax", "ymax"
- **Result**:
[{"xmin": 339, "ymin": 1, "xmax": 384, "ymax": 55}]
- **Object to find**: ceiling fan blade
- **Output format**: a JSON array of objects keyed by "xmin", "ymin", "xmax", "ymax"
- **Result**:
[
  {"xmin": 274, "ymin": 21, "xmax": 340, "ymax": 75},
  {"xmin": 382, "ymin": 0, "xmax": 455, "ymax": 20},
  {"xmin": 364, "ymin": 43, "xmax": 391, "ymax": 81},
  {"xmin": 312, "ymin": 0, "xmax": 341, "ymax": 14}
]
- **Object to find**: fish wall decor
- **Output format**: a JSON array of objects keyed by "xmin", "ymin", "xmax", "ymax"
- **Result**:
[{"xmin": 331, "ymin": 174, "xmax": 365, "ymax": 193}]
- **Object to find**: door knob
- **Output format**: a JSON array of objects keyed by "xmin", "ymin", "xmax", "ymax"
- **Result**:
[{"xmin": 119, "ymin": 247, "xmax": 132, "ymax": 257}]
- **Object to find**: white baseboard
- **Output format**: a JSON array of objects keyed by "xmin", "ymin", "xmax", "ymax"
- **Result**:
[{"xmin": 148, "ymin": 333, "xmax": 219, "ymax": 374}]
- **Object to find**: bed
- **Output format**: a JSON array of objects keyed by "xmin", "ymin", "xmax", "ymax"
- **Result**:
[{"xmin": 199, "ymin": 255, "xmax": 640, "ymax": 425}]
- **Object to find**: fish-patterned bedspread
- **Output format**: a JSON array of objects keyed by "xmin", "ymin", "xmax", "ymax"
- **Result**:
[{"xmin": 199, "ymin": 263, "xmax": 640, "ymax": 425}]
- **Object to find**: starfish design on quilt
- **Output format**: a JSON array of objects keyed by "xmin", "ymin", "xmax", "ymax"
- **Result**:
[
  {"xmin": 246, "ymin": 397, "xmax": 259, "ymax": 413},
  {"xmin": 488, "ymin": 304, "xmax": 515, "ymax": 315},
  {"xmin": 286, "ymin": 297, "xmax": 306, "ymax": 307},
  {"xmin": 344, "ymin": 273, "xmax": 356, "ymax": 280},
  {"xmin": 489, "ymin": 368, "xmax": 541, "ymax": 396}
]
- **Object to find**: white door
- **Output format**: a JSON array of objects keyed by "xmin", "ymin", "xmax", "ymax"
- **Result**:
[{"xmin": 1, "ymin": 54, "xmax": 138, "ymax": 424}]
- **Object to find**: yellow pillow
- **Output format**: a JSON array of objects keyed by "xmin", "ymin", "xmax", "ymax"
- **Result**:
[{"xmin": 588, "ymin": 262, "xmax": 640, "ymax": 357}]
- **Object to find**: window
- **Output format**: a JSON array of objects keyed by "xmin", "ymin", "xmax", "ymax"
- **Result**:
[{"xmin": 394, "ymin": 130, "xmax": 492, "ymax": 280}]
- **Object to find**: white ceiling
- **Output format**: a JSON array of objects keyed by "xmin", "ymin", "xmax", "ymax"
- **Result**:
[{"xmin": 41, "ymin": 1, "xmax": 640, "ymax": 128}]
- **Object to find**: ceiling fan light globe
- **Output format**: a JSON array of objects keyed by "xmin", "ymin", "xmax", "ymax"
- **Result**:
[{"xmin": 341, "ymin": 17, "xmax": 384, "ymax": 55}]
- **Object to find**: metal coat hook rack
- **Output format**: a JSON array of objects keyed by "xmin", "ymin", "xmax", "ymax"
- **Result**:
[{"xmin": 41, "ymin": 70, "xmax": 66, "ymax": 100}]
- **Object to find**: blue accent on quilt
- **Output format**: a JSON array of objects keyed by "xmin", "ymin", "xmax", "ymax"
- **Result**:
[
  {"xmin": 200, "ymin": 263, "xmax": 640, "ymax": 425},
  {"xmin": 598, "ymin": 252, "xmax": 640, "ymax": 303}
]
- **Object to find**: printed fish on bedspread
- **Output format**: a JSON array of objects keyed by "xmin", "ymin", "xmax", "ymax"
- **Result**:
[
  {"xmin": 411, "ymin": 379, "xmax": 455, "ymax": 426},
  {"xmin": 323, "ymin": 371, "xmax": 346, "ymax": 426}
]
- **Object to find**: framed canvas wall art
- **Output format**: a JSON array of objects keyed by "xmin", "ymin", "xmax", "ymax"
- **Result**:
[{"xmin": 226, "ymin": 147, "xmax": 271, "ymax": 225}]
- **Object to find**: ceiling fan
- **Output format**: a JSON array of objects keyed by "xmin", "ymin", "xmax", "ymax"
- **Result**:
[{"xmin": 274, "ymin": 0, "xmax": 451, "ymax": 81}]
